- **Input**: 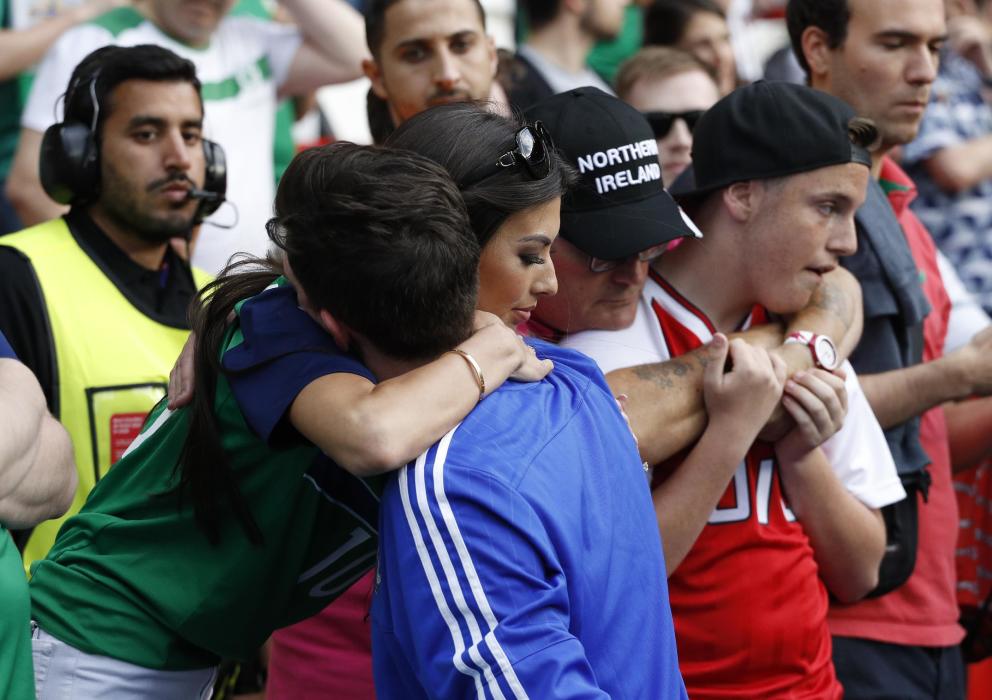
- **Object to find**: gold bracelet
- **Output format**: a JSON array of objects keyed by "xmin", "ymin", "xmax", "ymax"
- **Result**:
[{"xmin": 449, "ymin": 349, "xmax": 486, "ymax": 401}]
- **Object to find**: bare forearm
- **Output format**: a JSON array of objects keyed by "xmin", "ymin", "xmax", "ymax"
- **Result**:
[
  {"xmin": 342, "ymin": 342, "xmax": 523, "ymax": 472},
  {"xmin": 787, "ymin": 266, "xmax": 863, "ymax": 359},
  {"xmin": 0, "ymin": 0, "xmax": 117, "ymax": 79},
  {"xmin": 278, "ymin": 0, "xmax": 367, "ymax": 82},
  {"xmin": 0, "ymin": 361, "xmax": 77, "ymax": 528},
  {"xmin": 607, "ymin": 324, "xmax": 790, "ymax": 464},
  {"xmin": 0, "ymin": 416, "xmax": 76, "ymax": 528},
  {"xmin": 860, "ymin": 356, "xmax": 971, "ymax": 429},
  {"xmin": 0, "ymin": 366, "xmax": 47, "ymax": 494},
  {"xmin": 610, "ymin": 329, "xmax": 829, "ymax": 464},
  {"xmin": 945, "ymin": 396, "xmax": 992, "ymax": 473},
  {"xmin": 778, "ymin": 448, "xmax": 885, "ymax": 602},
  {"xmin": 925, "ymin": 136, "xmax": 992, "ymax": 193},
  {"xmin": 765, "ymin": 267, "xmax": 862, "ymax": 412},
  {"xmin": 292, "ymin": 324, "xmax": 536, "ymax": 476},
  {"xmin": 605, "ymin": 349, "xmax": 708, "ymax": 464},
  {"xmin": 611, "ymin": 271, "xmax": 860, "ymax": 463}
]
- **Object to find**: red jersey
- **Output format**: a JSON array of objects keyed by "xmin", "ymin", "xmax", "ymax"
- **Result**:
[{"xmin": 648, "ymin": 272, "xmax": 841, "ymax": 699}]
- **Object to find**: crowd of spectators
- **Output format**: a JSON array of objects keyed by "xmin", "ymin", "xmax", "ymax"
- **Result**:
[{"xmin": 4, "ymin": 0, "xmax": 992, "ymax": 698}]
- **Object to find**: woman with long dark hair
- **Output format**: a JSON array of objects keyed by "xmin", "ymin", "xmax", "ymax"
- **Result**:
[{"xmin": 265, "ymin": 102, "xmax": 579, "ymax": 698}]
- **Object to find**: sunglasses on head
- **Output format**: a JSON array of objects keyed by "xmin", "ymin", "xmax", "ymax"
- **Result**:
[
  {"xmin": 462, "ymin": 121, "xmax": 553, "ymax": 188},
  {"xmin": 642, "ymin": 110, "xmax": 706, "ymax": 139}
]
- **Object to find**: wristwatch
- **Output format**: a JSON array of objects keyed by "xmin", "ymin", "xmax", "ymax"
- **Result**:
[{"xmin": 784, "ymin": 331, "xmax": 839, "ymax": 371}]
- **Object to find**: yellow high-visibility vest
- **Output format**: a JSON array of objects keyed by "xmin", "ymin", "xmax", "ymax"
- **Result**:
[{"xmin": 2, "ymin": 218, "xmax": 209, "ymax": 572}]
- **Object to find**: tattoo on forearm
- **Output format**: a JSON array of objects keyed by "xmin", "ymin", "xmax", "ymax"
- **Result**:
[
  {"xmin": 632, "ymin": 359, "xmax": 690, "ymax": 389},
  {"xmin": 811, "ymin": 280, "xmax": 850, "ymax": 322},
  {"xmin": 694, "ymin": 350, "xmax": 711, "ymax": 371}
]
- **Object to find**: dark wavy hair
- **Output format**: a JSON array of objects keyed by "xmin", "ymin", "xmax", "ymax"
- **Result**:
[
  {"xmin": 63, "ymin": 44, "xmax": 202, "ymax": 136},
  {"xmin": 786, "ymin": 0, "xmax": 851, "ymax": 76},
  {"xmin": 385, "ymin": 102, "xmax": 576, "ymax": 247},
  {"xmin": 177, "ymin": 142, "xmax": 479, "ymax": 545}
]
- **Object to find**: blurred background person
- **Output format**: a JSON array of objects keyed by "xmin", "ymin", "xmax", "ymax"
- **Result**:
[
  {"xmin": 503, "ymin": 0, "xmax": 626, "ymax": 109},
  {"xmin": 361, "ymin": 0, "xmax": 498, "ymax": 137},
  {"xmin": 0, "ymin": 0, "xmax": 130, "ymax": 236},
  {"xmin": 901, "ymin": 3, "xmax": 992, "ymax": 693},
  {"xmin": 789, "ymin": 0, "xmax": 992, "ymax": 696},
  {"xmin": 615, "ymin": 46, "xmax": 720, "ymax": 186},
  {"xmin": 643, "ymin": 0, "xmax": 738, "ymax": 94},
  {"xmin": 586, "ymin": 0, "xmax": 652, "ymax": 86},
  {"xmin": 902, "ymin": 0, "xmax": 992, "ymax": 316}
]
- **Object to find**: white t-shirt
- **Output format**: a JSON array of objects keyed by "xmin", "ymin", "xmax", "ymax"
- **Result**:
[
  {"xmin": 22, "ymin": 10, "xmax": 302, "ymax": 274},
  {"xmin": 516, "ymin": 44, "xmax": 615, "ymax": 96},
  {"xmin": 937, "ymin": 249, "xmax": 992, "ymax": 353},
  {"xmin": 561, "ymin": 271, "xmax": 906, "ymax": 511}
]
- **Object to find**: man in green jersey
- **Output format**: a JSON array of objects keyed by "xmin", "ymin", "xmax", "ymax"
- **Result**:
[{"xmin": 0, "ymin": 330, "xmax": 76, "ymax": 700}]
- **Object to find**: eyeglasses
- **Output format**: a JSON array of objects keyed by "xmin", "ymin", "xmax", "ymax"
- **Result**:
[
  {"xmin": 642, "ymin": 110, "xmax": 706, "ymax": 139},
  {"xmin": 588, "ymin": 243, "xmax": 668, "ymax": 273},
  {"xmin": 462, "ymin": 121, "xmax": 553, "ymax": 187}
]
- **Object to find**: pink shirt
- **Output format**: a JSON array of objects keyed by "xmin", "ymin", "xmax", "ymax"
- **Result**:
[{"xmin": 266, "ymin": 571, "xmax": 376, "ymax": 699}]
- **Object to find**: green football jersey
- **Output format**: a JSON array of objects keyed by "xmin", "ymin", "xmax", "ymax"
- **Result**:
[
  {"xmin": 0, "ymin": 527, "xmax": 33, "ymax": 699},
  {"xmin": 30, "ymin": 280, "xmax": 382, "ymax": 670}
]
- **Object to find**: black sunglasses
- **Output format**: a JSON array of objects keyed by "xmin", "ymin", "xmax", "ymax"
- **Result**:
[
  {"xmin": 642, "ymin": 110, "xmax": 706, "ymax": 139},
  {"xmin": 588, "ymin": 243, "xmax": 669, "ymax": 273},
  {"xmin": 462, "ymin": 121, "xmax": 553, "ymax": 187}
]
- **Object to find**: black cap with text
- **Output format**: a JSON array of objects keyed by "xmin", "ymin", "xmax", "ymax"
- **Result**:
[
  {"xmin": 525, "ymin": 87, "xmax": 701, "ymax": 261},
  {"xmin": 671, "ymin": 81, "xmax": 875, "ymax": 206}
]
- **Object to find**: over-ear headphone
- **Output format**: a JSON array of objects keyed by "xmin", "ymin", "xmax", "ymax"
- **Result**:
[
  {"xmin": 40, "ymin": 74, "xmax": 227, "ymax": 220},
  {"xmin": 189, "ymin": 138, "xmax": 226, "ymax": 219}
]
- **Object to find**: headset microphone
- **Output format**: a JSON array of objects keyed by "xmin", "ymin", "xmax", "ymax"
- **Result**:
[
  {"xmin": 187, "ymin": 188, "xmax": 223, "ymax": 203},
  {"xmin": 190, "ymin": 138, "xmax": 227, "ymax": 222}
]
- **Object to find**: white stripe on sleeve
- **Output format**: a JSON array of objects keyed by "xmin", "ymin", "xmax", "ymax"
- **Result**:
[
  {"xmin": 430, "ymin": 432, "xmax": 529, "ymax": 700},
  {"xmin": 399, "ymin": 458, "xmax": 487, "ymax": 698},
  {"xmin": 411, "ymin": 430, "xmax": 511, "ymax": 700}
]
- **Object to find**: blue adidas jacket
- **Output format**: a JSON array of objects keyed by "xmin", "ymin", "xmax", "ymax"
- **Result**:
[{"xmin": 372, "ymin": 341, "xmax": 687, "ymax": 699}]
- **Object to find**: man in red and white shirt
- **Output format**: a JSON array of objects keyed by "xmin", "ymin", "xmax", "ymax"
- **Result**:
[
  {"xmin": 789, "ymin": 1, "xmax": 992, "ymax": 696},
  {"xmin": 564, "ymin": 81, "xmax": 905, "ymax": 699}
]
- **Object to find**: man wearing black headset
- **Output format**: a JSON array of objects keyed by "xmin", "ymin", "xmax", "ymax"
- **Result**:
[{"xmin": 0, "ymin": 44, "xmax": 220, "ymax": 572}]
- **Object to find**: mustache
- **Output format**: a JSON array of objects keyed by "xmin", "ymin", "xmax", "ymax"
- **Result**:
[
  {"xmin": 147, "ymin": 172, "xmax": 194, "ymax": 192},
  {"xmin": 427, "ymin": 89, "xmax": 472, "ymax": 104}
]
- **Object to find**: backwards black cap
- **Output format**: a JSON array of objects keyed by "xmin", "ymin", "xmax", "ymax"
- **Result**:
[
  {"xmin": 671, "ymin": 81, "xmax": 876, "ymax": 206},
  {"xmin": 525, "ymin": 87, "xmax": 700, "ymax": 261}
]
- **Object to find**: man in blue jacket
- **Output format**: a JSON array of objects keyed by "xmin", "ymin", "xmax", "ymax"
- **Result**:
[{"xmin": 372, "ymin": 340, "xmax": 688, "ymax": 699}]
